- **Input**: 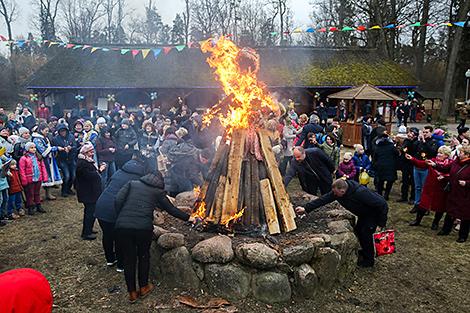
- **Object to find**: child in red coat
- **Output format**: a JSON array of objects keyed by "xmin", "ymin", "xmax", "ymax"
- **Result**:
[
  {"xmin": 19, "ymin": 142, "xmax": 48, "ymax": 215},
  {"xmin": 7, "ymin": 159, "xmax": 24, "ymax": 218}
]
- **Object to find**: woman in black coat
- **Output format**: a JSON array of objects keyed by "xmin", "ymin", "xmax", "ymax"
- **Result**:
[
  {"xmin": 94, "ymin": 155, "xmax": 148, "ymax": 270},
  {"xmin": 372, "ymin": 134, "xmax": 399, "ymax": 200},
  {"xmin": 75, "ymin": 143, "xmax": 106, "ymax": 240},
  {"xmin": 114, "ymin": 171, "xmax": 195, "ymax": 303}
]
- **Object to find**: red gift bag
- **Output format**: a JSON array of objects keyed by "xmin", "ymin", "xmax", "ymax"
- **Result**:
[{"xmin": 373, "ymin": 230, "xmax": 396, "ymax": 256}]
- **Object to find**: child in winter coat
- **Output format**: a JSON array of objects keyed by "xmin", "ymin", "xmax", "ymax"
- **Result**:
[
  {"xmin": 352, "ymin": 144, "xmax": 372, "ymax": 180},
  {"xmin": 6, "ymin": 159, "xmax": 24, "ymax": 218},
  {"xmin": 336, "ymin": 152, "xmax": 356, "ymax": 179},
  {"xmin": 0, "ymin": 157, "xmax": 10, "ymax": 221},
  {"xmin": 19, "ymin": 142, "xmax": 48, "ymax": 215}
]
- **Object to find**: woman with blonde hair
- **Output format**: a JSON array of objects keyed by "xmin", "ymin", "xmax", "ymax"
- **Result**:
[{"xmin": 406, "ymin": 145, "xmax": 453, "ymax": 229}]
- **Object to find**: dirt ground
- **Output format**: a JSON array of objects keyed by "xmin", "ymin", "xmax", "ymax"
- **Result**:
[{"xmin": 1, "ymin": 181, "xmax": 470, "ymax": 313}]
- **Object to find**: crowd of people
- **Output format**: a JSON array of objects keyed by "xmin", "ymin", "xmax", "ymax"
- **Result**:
[{"xmin": 0, "ymin": 98, "xmax": 469, "ymax": 302}]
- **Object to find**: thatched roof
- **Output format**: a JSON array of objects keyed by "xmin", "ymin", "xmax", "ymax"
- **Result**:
[
  {"xmin": 327, "ymin": 84, "xmax": 403, "ymax": 101},
  {"xmin": 27, "ymin": 46, "xmax": 417, "ymax": 90}
]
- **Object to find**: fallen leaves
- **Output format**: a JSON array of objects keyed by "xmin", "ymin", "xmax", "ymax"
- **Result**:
[{"xmin": 177, "ymin": 295, "xmax": 237, "ymax": 312}]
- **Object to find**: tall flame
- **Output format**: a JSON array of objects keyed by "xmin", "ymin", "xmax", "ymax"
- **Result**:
[
  {"xmin": 220, "ymin": 208, "xmax": 245, "ymax": 227},
  {"xmin": 201, "ymin": 37, "xmax": 279, "ymax": 133}
]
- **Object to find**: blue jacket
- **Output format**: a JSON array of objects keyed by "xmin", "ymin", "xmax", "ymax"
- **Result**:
[
  {"xmin": 94, "ymin": 159, "xmax": 147, "ymax": 223},
  {"xmin": 0, "ymin": 158, "xmax": 9, "ymax": 191},
  {"xmin": 52, "ymin": 124, "xmax": 78, "ymax": 163},
  {"xmin": 352, "ymin": 152, "xmax": 372, "ymax": 174},
  {"xmin": 295, "ymin": 123, "xmax": 324, "ymax": 146},
  {"xmin": 431, "ymin": 134, "xmax": 445, "ymax": 147}
]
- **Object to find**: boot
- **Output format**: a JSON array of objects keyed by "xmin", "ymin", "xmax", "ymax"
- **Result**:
[
  {"xmin": 45, "ymin": 188, "xmax": 56, "ymax": 200},
  {"xmin": 129, "ymin": 291, "xmax": 140, "ymax": 303},
  {"xmin": 27, "ymin": 206, "xmax": 35, "ymax": 216},
  {"xmin": 409, "ymin": 205, "xmax": 418, "ymax": 214},
  {"xmin": 36, "ymin": 204, "xmax": 46, "ymax": 213},
  {"xmin": 409, "ymin": 210, "xmax": 425, "ymax": 226},
  {"xmin": 139, "ymin": 283, "xmax": 155, "ymax": 299},
  {"xmin": 431, "ymin": 222, "xmax": 439, "ymax": 230}
]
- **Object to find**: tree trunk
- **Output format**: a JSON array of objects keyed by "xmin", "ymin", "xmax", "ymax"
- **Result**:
[
  {"xmin": 415, "ymin": 0, "xmax": 430, "ymax": 81},
  {"xmin": 441, "ymin": 0, "xmax": 470, "ymax": 117}
]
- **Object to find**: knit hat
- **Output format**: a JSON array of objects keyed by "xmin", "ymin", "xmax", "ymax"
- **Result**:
[
  {"xmin": 80, "ymin": 142, "xmax": 94, "ymax": 154},
  {"xmin": 409, "ymin": 127, "xmax": 419, "ymax": 137},
  {"xmin": 18, "ymin": 127, "xmax": 29, "ymax": 136},
  {"xmin": 433, "ymin": 128, "xmax": 445, "ymax": 137},
  {"xmin": 25, "ymin": 142, "xmax": 35, "ymax": 151},
  {"xmin": 121, "ymin": 118, "xmax": 130, "ymax": 126},
  {"xmin": 96, "ymin": 117, "xmax": 106, "ymax": 125},
  {"xmin": 175, "ymin": 127, "xmax": 188, "ymax": 138}
]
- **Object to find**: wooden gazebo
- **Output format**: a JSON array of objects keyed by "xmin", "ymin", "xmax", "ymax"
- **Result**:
[{"xmin": 328, "ymin": 84, "xmax": 403, "ymax": 147}]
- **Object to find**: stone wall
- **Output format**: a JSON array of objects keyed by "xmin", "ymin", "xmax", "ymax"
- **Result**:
[{"xmin": 150, "ymin": 215, "xmax": 358, "ymax": 304}]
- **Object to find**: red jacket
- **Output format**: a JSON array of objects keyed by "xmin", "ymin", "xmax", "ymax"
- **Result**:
[
  {"xmin": 36, "ymin": 106, "xmax": 50, "ymax": 120},
  {"xmin": 0, "ymin": 268, "xmax": 53, "ymax": 313},
  {"xmin": 7, "ymin": 168, "xmax": 23, "ymax": 194},
  {"xmin": 411, "ymin": 157, "xmax": 452, "ymax": 212},
  {"xmin": 19, "ymin": 153, "xmax": 49, "ymax": 186},
  {"xmin": 439, "ymin": 158, "xmax": 470, "ymax": 220}
]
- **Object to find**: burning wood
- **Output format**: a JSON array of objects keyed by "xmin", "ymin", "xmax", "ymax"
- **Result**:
[{"xmin": 193, "ymin": 37, "xmax": 297, "ymax": 234}]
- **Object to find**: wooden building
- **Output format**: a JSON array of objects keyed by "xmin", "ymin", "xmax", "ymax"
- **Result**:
[{"xmin": 26, "ymin": 45, "xmax": 418, "ymax": 116}]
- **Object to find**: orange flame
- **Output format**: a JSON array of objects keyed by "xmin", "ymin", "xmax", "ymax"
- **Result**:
[
  {"xmin": 193, "ymin": 186, "xmax": 201, "ymax": 198},
  {"xmin": 191, "ymin": 201, "xmax": 207, "ymax": 220},
  {"xmin": 201, "ymin": 37, "xmax": 279, "ymax": 134},
  {"xmin": 220, "ymin": 207, "xmax": 246, "ymax": 227}
]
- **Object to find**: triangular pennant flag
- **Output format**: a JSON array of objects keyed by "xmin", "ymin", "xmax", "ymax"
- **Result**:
[
  {"xmin": 410, "ymin": 22, "xmax": 421, "ymax": 27},
  {"xmin": 163, "ymin": 47, "xmax": 173, "ymax": 54},
  {"xmin": 66, "ymin": 43, "xmax": 75, "ymax": 49},
  {"xmin": 152, "ymin": 48, "xmax": 162, "ymax": 58},
  {"xmin": 91, "ymin": 47, "xmax": 100, "ymax": 53},
  {"xmin": 292, "ymin": 27, "xmax": 302, "ymax": 33},
  {"xmin": 438, "ymin": 22, "xmax": 453, "ymax": 27},
  {"xmin": 131, "ymin": 49, "xmax": 140, "ymax": 57},
  {"xmin": 329, "ymin": 27, "xmax": 339, "ymax": 32},
  {"xmin": 396, "ymin": 24, "xmax": 407, "ymax": 29},
  {"xmin": 225, "ymin": 34, "xmax": 233, "ymax": 37},
  {"xmin": 370, "ymin": 25, "xmax": 381, "ymax": 29},
  {"xmin": 58, "ymin": 42, "xmax": 66, "ymax": 47},
  {"xmin": 142, "ymin": 49, "xmax": 151, "ymax": 59},
  {"xmin": 73, "ymin": 45, "xmax": 83, "ymax": 50},
  {"xmin": 102, "ymin": 48, "xmax": 110, "ymax": 52},
  {"xmin": 425, "ymin": 23, "xmax": 436, "ymax": 27},
  {"xmin": 306, "ymin": 28, "xmax": 315, "ymax": 33},
  {"xmin": 270, "ymin": 31, "xmax": 278, "ymax": 36},
  {"xmin": 283, "ymin": 31, "xmax": 290, "ymax": 34},
  {"xmin": 48, "ymin": 41, "xmax": 59, "ymax": 47},
  {"xmin": 175, "ymin": 45, "xmax": 185, "ymax": 52},
  {"xmin": 341, "ymin": 26, "xmax": 354, "ymax": 31},
  {"xmin": 356, "ymin": 26, "xmax": 367, "ymax": 31},
  {"xmin": 0, "ymin": 35, "xmax": 7, "ymax": 41},
  {"xmin": 187, "ymin": 42, "xmax": 193, "ymax": 48},
  {"xmin": 16, "ymin": 41, "xmax": 25, "ymax": 48},
  {"xmin": 121, "ymin": 49, "xmax": 130, "ymax": 55},
  {"xmin": 384, "ymin": 24, "xmax": 395, "ymax": 29},
  {"xmin": 454, "ymin": 21, "xmax": 466, "ymax": 27},
  {"xmin": 318, "ymin": 28, "xmax": 327, "ymax": 32},
  {"xmin": 82, "ymin": 45, "xmax": 92, "ymax": 50}
]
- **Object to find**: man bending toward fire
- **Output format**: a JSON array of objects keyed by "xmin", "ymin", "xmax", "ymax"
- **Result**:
[{"xmin": 295, "ymin": 179, "xmax": 389, "ymax": 268}]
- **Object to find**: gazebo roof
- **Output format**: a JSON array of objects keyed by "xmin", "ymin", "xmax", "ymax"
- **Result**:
[{"xmin": 327, "ymin": 84, "xmax": 403, "ymax": 101}]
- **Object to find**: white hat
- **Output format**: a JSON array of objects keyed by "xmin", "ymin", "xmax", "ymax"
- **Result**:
[{"xmin": 96, "ymin": 117, "xmax": 106, "ymax": 125}]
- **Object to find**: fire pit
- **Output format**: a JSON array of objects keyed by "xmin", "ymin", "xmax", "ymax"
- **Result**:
[{"xmin": 150, "ymin": 38, "xmax": 359, "ymax": 304}]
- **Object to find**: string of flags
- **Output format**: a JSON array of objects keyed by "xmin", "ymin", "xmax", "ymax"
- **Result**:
[{"xmin": 1, "ymin": 20, "xmax": 467, "ymax": 60}]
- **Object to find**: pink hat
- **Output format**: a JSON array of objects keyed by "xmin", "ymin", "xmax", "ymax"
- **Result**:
[
  {"xmin": 434, "ymin": 128, "xmax": 445, "ymax": 136},
  {"xmin": 80, "ymin": 142, "xmax": 94, "ymax": 154}
]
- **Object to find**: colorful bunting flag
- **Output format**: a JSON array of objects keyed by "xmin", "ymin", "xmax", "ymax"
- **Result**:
[
  {"xmin": 410, "ymin": 22, "xmax": 421, "ymax": 27},
  {"xmin": 370, "ymin": 25, "xmax": 381, "ymax": 29},
  {"xmin": 292, "ymin": 28, "xmax": 302, "ymax": 33},
  {"xmin": 142, "ymin": 49, "xmax": 151, "ymax": 59},
  {"xmin": 384, "ymin": 24, "xmax": 395, "ymax": 29},
  {"xmin": 66, "ymin": 43, "xmax": 75, "ymax": 49},
  {"xmin": 152, "ymin": 48, "xmax": 162, "ymax": 59},
  {"xmin": 163, "ymin": 47, "xmax": 173, "ymax": 54},
  {"xmin": 306, "ymin": 28, "xmax": 315, "ymax": 33},
  {"xmin": 49, "ymin": 41, "xmax": 59, "ymax": 47},
  {"xmin": 102, "ymin": 48, "xmax": 110, "ymax": 52},
  {"xmin": 396, "ymin": 24, "xmax": 407, "ymax": 29},
  {"xmin": 175, "ymin": 45, "xmax": 185, "ymax": 52},
  {"xmin": 454, "ymin": 21, "xmax": 466, "ymax": 27},
  {"xmin": 318, "ymin": 28, "xmax": 327, "ymax": 32},
  {"xmin": 131, "ymin": 49, "xmax": 140, "ymax": 57},
  {"xmin": 329, "ymin": 27, "xmax": 339, "ymax": 32},
  {"xmin": 270, "ymin": 31, "xmax": 278, "ymax": 36},
  {"xmin": 120, "ymin": 49, "xmax": 130, "ymax": 55},
  {"xmin": 357, "ymin": 26, "xmax": 367, "ymax": 31},
  {"xmin": 341, "ymin": 26, "xmax": 354, "ymax": 31},
  {"xmin": 73, "ymin": 45, "xmax": 83, "ymax": 50},
  {"xmin": 0, "ymin": 35, "xmax": 7, "ymax": 41},
  {"xmin": 91, "ymin": 47, "xmax": 100, "ymax": 53},
  {"xmin": 439, "ymin": 22, "xmax": 453, "ymax": 27},
  {"xmin": 82, "ymin": 45, "xmax": 92, "ymax": 50}
]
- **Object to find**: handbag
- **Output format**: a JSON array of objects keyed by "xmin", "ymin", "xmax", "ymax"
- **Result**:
[
  {"xmin": 359, "ymin": 171, "xmax": 370, "ymax": 185},
  {"xmin": 373, "ymin": 230, "xmax": 396, "ymax": 256},
  {"xmin": 443, "ymin": 164, "xmax": 469, "ymax": 192}
]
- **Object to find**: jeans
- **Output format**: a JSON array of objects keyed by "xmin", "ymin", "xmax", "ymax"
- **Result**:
[
  {"xmin": 7, "ymin": 192, "xmax": 23, "ymax": 215},
  {"xmin": 100, "ymin": 161, "xmax": 116, "ymax": 189},
  {"xmin": 82, "ymin": 203, "xmax": 96, "ymax": 237},
  {"xmin": 116, "ymin": 228, "xmax": 153, "ymax": 292},
  {"xmin": 98, "ymin": 219, "xmax": 123, "ymax": 268},
  {"xmin": 24, "ymin": 182, "xmax": 42, "ymax": 207},
  {"xmin": 0, "ymin": 189, "xmax": 9, "ymax": 218},
  {"xmin": 413, "ymin": 167, "xmax": 428, "ymax": 206},
  {"xmin": 58, "ymin": 160, "xmax": 76, "ymax": 195}
]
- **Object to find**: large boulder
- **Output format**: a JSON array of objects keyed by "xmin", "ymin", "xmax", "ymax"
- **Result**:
[
  {"xmin": 153, "ymin": 211, "xmax": 165, "ymax": 225},
  {"xmin": 153, "ymin": 226, "xmax": 169, "ymax": 239},
  {"xmin": 294, "ymin": 264, "xmax": 319, "ymax": 298},
  {"xmin": 175, "ymin": 191, "xmax": 197, "ymax": 207},
  {"xmin": 330, "ymin": 232, "xmax": 359, "ymax": 281},
  {"xmin": 282, "ymin": 237, "xmax": 324, "ymax": 266},
  {"xmin": 236, "ymin": 243, "xmax": 279, "ymax": 269},
  {"xmin": 327, "ymin": 220, "xmax": 353, "ymax": 234},
  {"xmin": 157, "ymin": 233, "xmax": 185, "ymax": 249},
  {"xmin": 192, "ymin": 235, "xmax": 234, "ymax": 263},
  {"xmin": 311, "ymin": 247, "xmax": 341, "ymax": 290},
  {"xmin": 252, "ymin": 272, "xmax": 291, "ymax": 303},
  {"xmin": 205, "ymin": 263, "xmax": 251, "ymax": 300},
  {"xmin": 160, "ymin": 247, "xmax": 200, "ymax": 288}
]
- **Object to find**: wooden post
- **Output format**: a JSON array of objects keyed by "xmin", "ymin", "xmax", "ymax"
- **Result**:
[
  {"xmin": 260, "ymin": 179, "xmax": 281, "ymax": 235},
  {"xmin": 221, "ymin": 129, "xmax": 246, "ymax": 222},
  {"xmin": 258, "ymin": 130, "xmax": 297, "ymax": 232},
  {"xmin": 251, "ymin": 157, "xmax": 260, "ymax": 225}
]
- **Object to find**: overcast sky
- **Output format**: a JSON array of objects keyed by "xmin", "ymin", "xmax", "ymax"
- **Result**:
[{"xmin": 8, "ymin": 0, "xmax": 311, "ymax": 38}]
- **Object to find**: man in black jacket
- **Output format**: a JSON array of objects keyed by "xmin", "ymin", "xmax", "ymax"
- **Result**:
[
  {"xmin": 295, "ymin": 179, "xmax": 388, "ymax": 267},
  {"xmin": 284, "ymin": 146, "xmax": 335, "ymax": 195},
  {"xmin": 53, "ymin": 123, "xmax": 78, "ymax": 197},
  {"xmin": 398, "ymin": 127, "xmax": 418, "ymax": 203},
  {"xmin": 295, "ymin": 116, "xmax": 324, "ymax": 147}
]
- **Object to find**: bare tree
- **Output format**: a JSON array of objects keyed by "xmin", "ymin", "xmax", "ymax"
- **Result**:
[
  {"xmin": 0, "ymin": 0, "xmax": 16, "ymax": 45},
  {"xmin": 182, "ymin": 0, "xmax": 191, "ymax": 44},
  {"xmin": 268, "ymin": 0, "xmax": 288, "ymax": 44},
  {"xmin": 60, "ymin": 0, "xmax": 105, "ymax": 42},
  {"xmin": 35, "ymin": 0, "xmax": 61, "ymax": 40},
  {"xmin": 191, "ymin": 0, "xmax": 221, "ymax": 39}
]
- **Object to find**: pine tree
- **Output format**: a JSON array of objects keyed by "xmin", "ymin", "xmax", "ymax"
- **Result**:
[{"xmin": 171, "ymin": 14, "xmax": 186, "ymax": 44}]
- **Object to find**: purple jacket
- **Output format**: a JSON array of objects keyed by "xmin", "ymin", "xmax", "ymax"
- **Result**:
[{"xmin": 337, "ymin": 161, "xmax": 356, "ymax": 179}]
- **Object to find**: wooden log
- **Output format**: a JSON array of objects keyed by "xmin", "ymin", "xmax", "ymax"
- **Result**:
[
  {"xmin": 197, "ymin": 142, "xmax": 228, "ymax": 205},
  {"xmin": 204, "ymin": 147, "xmax": 229, "ymax": 216},
  {"xmin": 250, "ymin": 157, "xmax": 260, "ymax": 226},
  {"xmin": 242, "ymin": 157, "xmax": 252, "ymax": 225},
  {"xmin": 258, "ymin": 129, "xmax": 297, "ymax": 233},
  {"xmin": 259, "ymin": 179, "xmax": 281, "ymax": 235},
  {"xmin": 237, "ymin": 161, "xmax": 246, "ymax": 211},
  {"xmin": 210, "ymin": 146, "xmax": 230, "ymax": 223},
  {"xmin": 221, "ymin": 129, "xmax": 246, "ymax": 222}
]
